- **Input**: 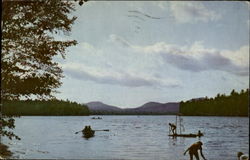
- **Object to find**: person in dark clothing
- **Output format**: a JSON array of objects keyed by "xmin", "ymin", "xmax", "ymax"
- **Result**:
[
  {"xmin": 83, "ymin": 126, "xmax": 88, "ymax": 132},
  {"xmin": 169, "ymin": 123, "xmax": 177, "ymax": 134},
  {"xmin": 83, "ymin": 126, "xmax": 92, "ymax": 132},
  {"xmin": 184, "ymin": 141, "xmax": 207, "ymax": 160}
]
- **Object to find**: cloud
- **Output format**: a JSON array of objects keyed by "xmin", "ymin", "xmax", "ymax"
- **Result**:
[
  {"xmin": 220, "ymin": 45, "xmax": 249, "ymax": 67},
  {"xmin": 169, "ymin": 2, "xmax": 221, "ymax": 23},
  {"xmin": 110, "ymin": 35, "xmax": 248, "ymax": 76},
  {"xmin": 161, "ymin": 44, "xmax": 248, "ymax": 76},
  {"xmin": 61, "ymin": 63, "xmax": 180, "ymax": 88},
  {"xmin": 161, "ymin": 51, "xmax": 248, "ymax": 76},
  {"xmin": 61, "ymin": 34, "xmax": 248, "ymax": 90}
]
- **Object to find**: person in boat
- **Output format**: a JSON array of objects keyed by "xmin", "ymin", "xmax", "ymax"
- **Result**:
[
  {"xmin": 83, "ymin": 126, "xmax": 92, "ymax": 132},
  {"xmin": 83, "ymin": 126, "xmax": 88, "ymax": 131},
  {"xmin": 82, "ymin": 126, "xmax": 95, "ymax": 138},
  {"xmin": 238, "ymin": 152, "xmax": 249, "ymax": 160},
  {"xmin": 169, "ymin": 123, "xmax": 177, "ymax": 134},
  {"xmin": 87, "ymin": 126, "xmax": 92, "ymax": 131},
  {"xmin": 184, "ymin": 141, "xmax": 207, "ymax": 160},
  {"xmin": 83, "ymin": 126, "xmax": 88, "ymax": 133}
]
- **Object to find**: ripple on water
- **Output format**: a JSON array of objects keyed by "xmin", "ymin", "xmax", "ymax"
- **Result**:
[
  {"xmin": 37, "ymin": 150, "xmax": 49, "ymax": 154},
  {"xmin": 3, "ymin": 116, "xmax": 249, "ymax": 159}
]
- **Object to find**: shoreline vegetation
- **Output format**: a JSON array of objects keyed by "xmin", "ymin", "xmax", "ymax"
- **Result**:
[
  {"xmin": 2, "ymin": 99, "xmax": 89, "ymax": 116},
  {"xmin": 1, "ymin": 89, "xmax": 248, "ymax": 117},
  {"xmin": 180, "ymin": 89, "xmax": 249, "ymax": 117}
]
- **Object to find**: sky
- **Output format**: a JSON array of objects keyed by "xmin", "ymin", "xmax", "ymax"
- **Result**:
[{"xmin": 55, "ymin": 1, "xmax": 249, "ymax": 108}]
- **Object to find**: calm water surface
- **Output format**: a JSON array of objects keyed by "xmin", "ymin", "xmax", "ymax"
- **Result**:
[{"xmin": 2, "ymin": 116, "xmax": 249, "ymax": 160}]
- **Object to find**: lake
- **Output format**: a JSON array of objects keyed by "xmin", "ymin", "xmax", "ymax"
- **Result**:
[{"xmin": 2, "ymin": 116, "xmax": 249, "ymax": 160}]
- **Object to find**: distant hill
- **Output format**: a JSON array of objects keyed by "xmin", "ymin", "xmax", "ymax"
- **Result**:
[
  {"xmin": 86, "ymin": 101, "xmax": 123, "ymax": 113},
  {"xmin": 85, "ymin": 101, "xmax": 179, "ymax": 115},
  {"xmin": 136, "ymin": 102, "xmax": 162, "ymax": 109},
  {"xmin": 125, "ymin": 102, "xmax": 179, "ymax": 114}
]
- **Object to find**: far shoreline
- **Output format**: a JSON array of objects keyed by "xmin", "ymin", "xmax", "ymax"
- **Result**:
[{"xmin": 8, "ymin": 114, "xmax": 249, "ymax": 117}]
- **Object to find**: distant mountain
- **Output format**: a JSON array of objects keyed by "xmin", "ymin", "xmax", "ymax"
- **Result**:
[
  {"xmin": 125, "ymin": 102, "xmax": 179, "ymax": 114},
  {"xmin": 86, "ymin": 101, "xmax": 123, "ymax": 113},
  {"xmin": 136, "ymin": 102, "xmax": 162, "ymax": 109},
  {"xmin": 86, "ymin": 101, "xmax": 179, "ymax": 115}
]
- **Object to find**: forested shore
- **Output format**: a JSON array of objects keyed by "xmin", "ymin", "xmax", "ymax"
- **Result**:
[
  {"xmin": 180, "ymin": 89, "xmax": 249, "ymax": 117},
  {"xmin": 1, "ymin": 89, "xmax": 248, "ymax": 117},
  {"xmin": 1, "ymin": 99, "xmax": 89, "ymax": 116}
]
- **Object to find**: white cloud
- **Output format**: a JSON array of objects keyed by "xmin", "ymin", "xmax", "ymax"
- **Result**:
[
  {"xmin": 59, "ymin": 33, "xmax": 248, "ymax": 91},
  {"xmin": 110, "ymin": 34, "xmax": 248, "ymax": 76},
  {"xmin": 58, "ymin": 39, "xmax": 181, "ymax": 88},
  {"xmin": 221, "ymin": 45, "xmax": 249, "ymax": 67},
  {"xmin": 169, "ymin": 2, "xmax": 221, "ymax": 23},
  {"xmin": 61, "ymin": 63, "xmax": 180, "ymax": 88}
]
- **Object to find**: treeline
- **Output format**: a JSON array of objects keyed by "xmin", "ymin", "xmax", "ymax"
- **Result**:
[
  {"xmin": 2, "ymin": 99, "xmax": 90, "ymax": 116},
  {"xmin": 180, "ymin": 89, "xmax": 249, "ymax": 116}
]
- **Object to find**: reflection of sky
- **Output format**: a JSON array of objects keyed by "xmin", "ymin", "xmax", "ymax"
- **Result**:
[{"xmin": 56, "ymin": 1, "xmax": 249, "ymax": 108}]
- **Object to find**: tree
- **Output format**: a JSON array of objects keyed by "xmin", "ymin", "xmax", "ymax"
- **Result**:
[
  {"xmin": 1, "ymin": 0, "xmax": 78, "ymax": 141},
  {"xmin": 180, "ymin": 89, "xmax": 249, "ymax": 116},
  {"xmin": 230, "ymin": 89, "xmax": 238, "ymax": 96}
]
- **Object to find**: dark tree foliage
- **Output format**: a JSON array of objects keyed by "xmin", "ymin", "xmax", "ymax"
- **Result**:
[
  {"xmin": 2, "ymin": 99, "xmax": 89, "ymax": 116},
  {"xmin": 0, "ymin": 115, "xmax": 20, "ymax": 140},
  {"xmin": 1, "ymin": 0, "xmax": 79, "ymax": 141},
  {"xmin": 180, "ymin": 89, "xmax": 249, "ymax": 116},
  {"xmin": 2, "ymin": 0, "xmax": 77, "ymax": 100}
]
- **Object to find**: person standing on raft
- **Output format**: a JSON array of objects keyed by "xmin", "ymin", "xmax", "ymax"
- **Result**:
[{"xmin": 169, "ymin": 123, "xmax": 177, "ymax": 134}]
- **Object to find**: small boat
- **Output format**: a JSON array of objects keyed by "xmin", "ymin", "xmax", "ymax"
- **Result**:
[
  {"xmin": 82, "ymin": 129, "xmax": 95, "ymax": 138},
  {"xmin": 91, "ymin": 117, "xmax": 102, "ymax": 120},
  {"xmin": 82, "ymin": 126, "xmax": 95, "ymax": 138}
]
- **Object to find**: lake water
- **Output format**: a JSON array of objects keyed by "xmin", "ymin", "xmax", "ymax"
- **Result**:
[{"xmin": 2, "ymin": 116, "xmax": 249, "ymax": 160}]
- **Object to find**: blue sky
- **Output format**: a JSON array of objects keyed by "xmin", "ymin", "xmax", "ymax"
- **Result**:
[{"xmin": 55, "ymin": 1, "xmax": 249, "ymax": 108}]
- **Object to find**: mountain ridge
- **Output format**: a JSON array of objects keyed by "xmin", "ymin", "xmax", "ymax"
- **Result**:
[
  {"xmin": 85, "ymin": 101, "xmax": 180, "ymax": 114},
  {"xmin": 86, "ymin": 101, "xmax": 123, "ymax": 112}
]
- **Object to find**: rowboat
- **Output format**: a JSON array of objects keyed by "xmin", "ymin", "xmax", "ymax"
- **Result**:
[{"xmin": 82, "ymin": 129, "xmax": 95, "ymax": 138}]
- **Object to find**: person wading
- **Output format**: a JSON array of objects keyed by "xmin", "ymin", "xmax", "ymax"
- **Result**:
[{"xmin": 184, "ymin": 141, "xmax": 207, "ymax": 160}]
